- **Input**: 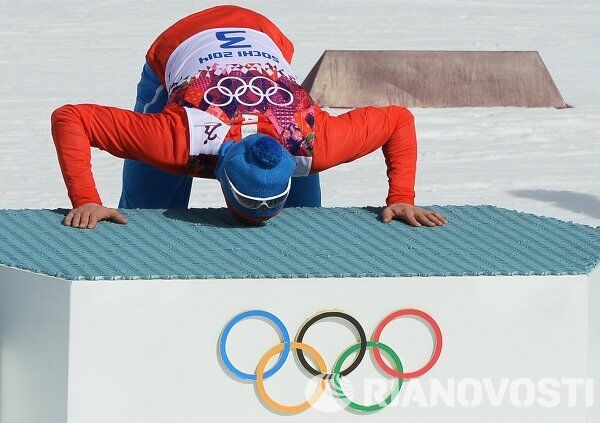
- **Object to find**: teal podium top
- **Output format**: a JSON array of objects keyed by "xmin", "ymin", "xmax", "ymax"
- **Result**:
[{"xmin": 0, "ymin": 206, "xmax": 598, "ymax": 281}]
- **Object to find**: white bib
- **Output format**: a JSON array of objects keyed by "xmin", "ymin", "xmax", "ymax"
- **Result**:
[{"xmin": 165, "ymin": 27, "xmax": 296, "ymax": 93}]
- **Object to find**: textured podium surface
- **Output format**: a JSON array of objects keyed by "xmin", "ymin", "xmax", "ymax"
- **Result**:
[{"xmin": 0, "ymin": 206, "xmax": 598, "ymax": 280}]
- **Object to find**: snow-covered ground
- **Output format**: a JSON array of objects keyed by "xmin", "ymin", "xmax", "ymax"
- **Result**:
[{"xmin": 1, "ymin": 0, "xmax": 598, "ymax": 226}]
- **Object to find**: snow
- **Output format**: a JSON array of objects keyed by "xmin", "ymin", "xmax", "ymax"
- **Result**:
[{"xmin": 0, "ymin": 0, "xmax": 598, "ymax": 226}]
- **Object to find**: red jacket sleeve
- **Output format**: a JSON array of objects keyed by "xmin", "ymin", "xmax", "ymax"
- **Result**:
[
  {"xmin": 50, "ymin": 104, "xmax": 190, "ymax": 208},
  {"xmin": 312, "ymin": 105, "xmax": 417, "ymax": 206}
]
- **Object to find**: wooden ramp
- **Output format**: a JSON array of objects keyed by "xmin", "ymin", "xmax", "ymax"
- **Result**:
[{"xmin": 302, "ymin": 50, "xmax": 567, "ymax": 108}]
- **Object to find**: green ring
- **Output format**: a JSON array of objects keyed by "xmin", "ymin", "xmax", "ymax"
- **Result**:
[{"xmin": 331, "ymin": 341, "xmax": 403, "ymax": 413}]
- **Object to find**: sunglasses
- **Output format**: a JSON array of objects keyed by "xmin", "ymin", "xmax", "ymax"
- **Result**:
[{"xmin": 225, "ymin": 170, "xmax": 291, "ymax": 210}]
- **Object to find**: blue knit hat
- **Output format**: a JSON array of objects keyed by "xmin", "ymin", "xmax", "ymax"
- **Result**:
[{"xmin": 215, "ymin": 134, "xmax": 296, "ymax": 222}]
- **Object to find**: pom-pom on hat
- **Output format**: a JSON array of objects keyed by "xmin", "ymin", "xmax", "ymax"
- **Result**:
[{"xmin": 215, "ymin": 134, "xmax": 296, "ymax": 222}]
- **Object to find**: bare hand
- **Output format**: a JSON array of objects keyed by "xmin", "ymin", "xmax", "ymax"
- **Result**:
[
  {"xmin": 64, "ymin": 203, "xmax": 127, "ymax": 229},
  {"xmin": 380, "ymin": 203, "xmax": 447, "ymax": 227}
]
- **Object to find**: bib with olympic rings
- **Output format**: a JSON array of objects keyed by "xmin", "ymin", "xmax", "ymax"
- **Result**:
[{"xmin": 164, "ymin": 28, "xmax": 316, "ymax": 178}]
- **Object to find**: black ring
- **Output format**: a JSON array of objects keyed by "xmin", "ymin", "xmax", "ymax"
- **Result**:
[{"xmin": 295, "ymin": 311, "xmax": 367, "ymax": 379}]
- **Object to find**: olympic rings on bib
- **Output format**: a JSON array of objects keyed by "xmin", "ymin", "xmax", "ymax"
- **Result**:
[
  {"xmin": 204, "ymin": 76, "xmax": 294, "ymax": 107},
  {"xmin": 218, "ymin": 308, "xmax": 442, "ymax": 414}
]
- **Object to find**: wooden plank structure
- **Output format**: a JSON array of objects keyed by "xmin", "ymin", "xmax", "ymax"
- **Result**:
[{"xmin": 302, "ymin": 50, "xmax": 568, "ymax": 108}]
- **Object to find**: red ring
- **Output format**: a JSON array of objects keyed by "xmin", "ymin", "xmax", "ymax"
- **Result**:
[{"xmin": 372, "ymin": 309, "xmax": 443, "ymax": 379}]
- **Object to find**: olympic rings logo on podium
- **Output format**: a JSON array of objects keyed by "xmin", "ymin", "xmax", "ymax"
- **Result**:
[
  {"xmin": 218, "ymin": 308, "xmax": 443, "ymax": 414},
  {"xmin": 204, "ymin": 76, "xmax": 294, "ymax": 107}
]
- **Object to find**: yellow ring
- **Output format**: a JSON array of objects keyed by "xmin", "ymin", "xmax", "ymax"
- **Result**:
[{"xmin": 256, "ymin": 341, "xmax": 327, "ymax": 414}]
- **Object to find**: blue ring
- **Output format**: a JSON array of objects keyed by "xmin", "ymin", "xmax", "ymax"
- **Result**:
[{"xmin": 219, "ymin": 310, "xmax": 291, "ymax": 381}]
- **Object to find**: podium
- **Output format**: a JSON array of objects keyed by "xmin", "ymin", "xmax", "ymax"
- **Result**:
[{"xmin": 1, "ymin": 206, "xmax": 599, "ymax": 423}]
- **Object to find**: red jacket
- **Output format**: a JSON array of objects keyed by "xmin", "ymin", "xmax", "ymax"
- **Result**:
[{"xmin": 51, "ymin": 6, "xmax": 417, "ymax": 208}]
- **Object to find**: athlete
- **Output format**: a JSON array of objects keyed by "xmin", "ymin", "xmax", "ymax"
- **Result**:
[{"xmin": 51, "ymin": 5, "xmax": 447, "ymax": 229}]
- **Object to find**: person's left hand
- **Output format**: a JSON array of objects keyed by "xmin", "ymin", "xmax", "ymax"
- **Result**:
[{"xmin": 380, "ymin": 203, "xmax": 447, "ymax": 227}]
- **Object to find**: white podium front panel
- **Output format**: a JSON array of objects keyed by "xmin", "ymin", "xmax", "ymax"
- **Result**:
[{"xmin": 3, "ymin": 270, "xmax": 596, "ymax": 423}]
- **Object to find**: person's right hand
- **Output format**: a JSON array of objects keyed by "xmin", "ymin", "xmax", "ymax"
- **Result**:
[{"xmin": 64, "ymin": 203, "xmax": 127, "ymax": 229}]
